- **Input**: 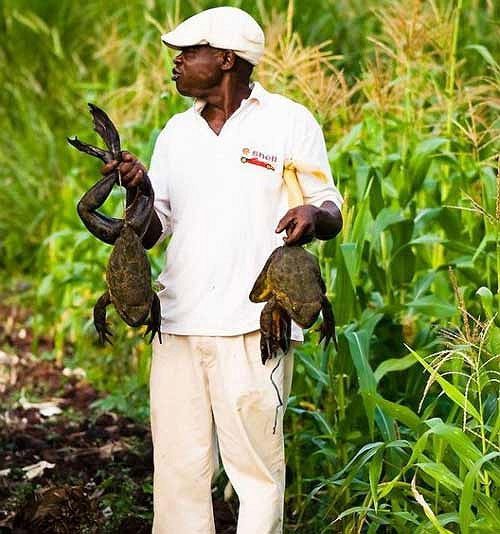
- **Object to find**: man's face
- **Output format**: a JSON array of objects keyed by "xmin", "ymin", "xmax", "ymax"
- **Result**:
[{"xmin": 171, "ymin": 45, "xmax": 224, "ymax": 97}]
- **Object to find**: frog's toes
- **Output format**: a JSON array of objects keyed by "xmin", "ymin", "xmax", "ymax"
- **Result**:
[
  {"xmin": 144, "ymin": 321, "xmax": 162, "ymax": 344},
  {"xmin": 260, "ymin": 334, "xmax": 274, "ymax": 364},
  {"xmin": 318, "ymin": 322, "xmax": 330, "ymax": 346},
  {"xmin": 260, "ymin": 335, "xmax": 271, "ymax": 364},
  {"xmin": 96, "ymin": 323, "xmax": 113, "ymax": 345},
  {"xmin": 260, "ymin": 332, "xmax": 283, "ymax": 364},
  {"xmin": 320, "ymin": 296, "xmax": 338, "ymax": 351},
  {"xmin": 278, "ymin": 314, "xmax": 291, "ymax": 353}
]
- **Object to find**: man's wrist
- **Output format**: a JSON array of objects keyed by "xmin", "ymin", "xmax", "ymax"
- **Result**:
[
  {"xmin": 312, "ymin": 205, "xmax": 326, "ymax": 238},
  {"xmin": 313, "ymin": 202, "xmax": 342, "ymax": 240}
]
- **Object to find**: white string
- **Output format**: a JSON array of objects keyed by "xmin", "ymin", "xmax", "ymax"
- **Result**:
[{"xmin": 117, "ymin": 166, "xmax": 126, "ymax": 218}]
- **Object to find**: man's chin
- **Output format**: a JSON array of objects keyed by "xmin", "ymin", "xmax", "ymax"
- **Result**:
[{"xmin": 174, "ymin": 81, "xmax": 193, "ymax": 97}]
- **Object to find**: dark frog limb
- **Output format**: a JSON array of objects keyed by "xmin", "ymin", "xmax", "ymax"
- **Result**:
[
  {"xmin": 77, "ymin": 173, "xmax": 124, "ymax": 245},
  {"xmin": 68, "ymin": 103, "xmax": 162, "ymax": 345},
  {"xmin": 68, "ymin": 103, "xmax": 124, "ymax": 244},
  {"xmin": 259, "ymin": 297, "xmax": 291, "ymax": 364},
  {"xmin": 319, "ymin": 295, "xmax": 338, "ymax": 351},
  {"xmin": 94, "ymin": 291, "xmax": 113, "ymax": 345},
  {"xmin": 144, "ymin": 293, "xmax": 162, "ymax": 344}
]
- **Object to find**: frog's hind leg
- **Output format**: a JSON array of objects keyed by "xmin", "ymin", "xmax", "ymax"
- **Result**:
[
  {"xmin": 259, "ymin": 297, "xmax": 290, "ymax": 364},
  {"xmin": 124, "ymin": 175, "xmax": 155, "ymax": 239},
  {"xmin": 94, "ymin": 290, "xmax": 113, "ymax": 345},
  {"xmin": 88, "ymin": 103, "xmax": 121, "ymax": 160},
  {"xmin": 144, "ymin": 292, "xmax": 162, "ymax": 344},
  {"xmin": 77, "ymin": 173, "xmax": 124, "ymax": 245},
  {"xmin": 274, "ymin": 306, "xmax": 291, "ymax": 354},
  {"xmin": 67, "ymin": 137, "xmax": 111, "ymax": 163},
  {"xmin": 319, "ymin": 296, "xmax": 338, "ymax": 351}
]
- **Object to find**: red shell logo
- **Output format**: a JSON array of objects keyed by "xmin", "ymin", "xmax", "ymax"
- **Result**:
[
  {"xmin": 240, "ymin": 156, "xmax": 275, "ymax": 171},
  {"xmin": 240, "ymin": 147, "xmax": 276, "ymax": 171}
]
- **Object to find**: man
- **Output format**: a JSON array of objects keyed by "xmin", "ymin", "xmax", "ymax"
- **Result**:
[{"xmin": 101, "ymin": 6, "xmax": 343, "ymax": 533}]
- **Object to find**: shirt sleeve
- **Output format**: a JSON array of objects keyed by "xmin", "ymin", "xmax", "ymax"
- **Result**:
[
  {"xmin": 288, "ymin": 105, "xmax": 343, "ymax": 209},
  {"xmin": 148, "ymin": 127, "xmax": 172, "ymax": 243}
]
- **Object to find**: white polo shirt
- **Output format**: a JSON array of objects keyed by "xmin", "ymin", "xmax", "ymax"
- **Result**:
[{"xmin": 148, "ymin": 81, "xmax": 343, "ymax": 341}]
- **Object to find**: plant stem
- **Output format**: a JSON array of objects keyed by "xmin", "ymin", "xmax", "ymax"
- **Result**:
[{"xmin": 446, "ymin": 0, "xmax": 462, "ymax": 140}]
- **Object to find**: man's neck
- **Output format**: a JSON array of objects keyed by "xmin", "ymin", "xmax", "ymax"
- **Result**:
[{"xmin": 200, "ymin": 77, "xmax": 251, "ymax": 134}]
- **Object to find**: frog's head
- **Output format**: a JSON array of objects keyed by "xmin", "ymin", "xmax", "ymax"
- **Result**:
[
  {"xmin": 288, "ymin": 300, "xmax": 322, "ymax": 329},
  {"xmin": 116, "ymin": 303, "xmax": 150, "ymax": 327}
]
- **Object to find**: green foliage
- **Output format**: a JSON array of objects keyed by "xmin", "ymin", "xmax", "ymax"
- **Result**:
[{"xmin": 1, "ymin": 0, "xmax": 499, "ymax": 532}]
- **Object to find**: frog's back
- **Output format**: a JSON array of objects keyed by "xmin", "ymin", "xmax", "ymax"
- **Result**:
[
  {"xmin": 106, "ymin": 225, "xmax": 152, "ymax": 326},
  {"xmin": 268, "ymin": 246, "xmax": 323, "ymax": 302}
]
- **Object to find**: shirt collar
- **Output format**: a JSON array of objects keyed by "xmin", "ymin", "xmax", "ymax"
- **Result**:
[{"xmin": 193, "ymin": 81, "xmax": 266, "ymax": 114}]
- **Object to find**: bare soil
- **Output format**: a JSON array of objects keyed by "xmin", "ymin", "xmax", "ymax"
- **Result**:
[{"xmin": 0, "ymin": 305, "xmax": 237, "ymax": 533}]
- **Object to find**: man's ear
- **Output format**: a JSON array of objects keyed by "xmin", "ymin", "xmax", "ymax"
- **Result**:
[{"xmin": 220, "ymin": 50, "xmax": 237, "ymax": 71}]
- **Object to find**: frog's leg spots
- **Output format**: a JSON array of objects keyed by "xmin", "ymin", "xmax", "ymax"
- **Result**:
[
  {"xmin": 77, "ymin": 173, "xmax": 124, "ymax": 245},
  {"xmin": 126, "ymin": 178, "xmax": 154, "ymax": 239},
  {"xmin": 93, "ymin": 290, "xmax": 113, "ymax": 345},
  {"xmin": 144, "ymin": 292, "xmax": 162, "ymax": 344},
  {"xmin": 319, "ymin": 296, "xmax": 338, "ymax": 351}
]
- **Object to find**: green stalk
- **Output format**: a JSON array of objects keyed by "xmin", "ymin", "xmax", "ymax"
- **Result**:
[
  {"xmin": 474, "ymin": 353, "xmax": 490, "ymax": 496},
  {"xmin": 442, "ymin": 0, "xmax": 463, "ymax": 198},
  {"xmin": 445, "ymin": 0, "xmax": 463, "ymax": 140},
  {"xmin": 336, "ymin": 373, "xmax": 350, "ymax": 503},
  {"xmin": 496, "ymin": 161, "xmax": 500, "ymax": 296},
  {"xmin": 292, "ymin": 416, "xmax": 303, "ymax": 518}
]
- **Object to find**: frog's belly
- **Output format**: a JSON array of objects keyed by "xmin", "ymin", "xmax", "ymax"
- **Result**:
[{"xmin": 106, "ymin": 231, "xmax": 152, "ymax": 326}]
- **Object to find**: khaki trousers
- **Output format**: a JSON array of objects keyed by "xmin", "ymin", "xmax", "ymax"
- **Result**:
[{"xmin": 150, "ymin": 330, "xmax": 297, "ymax": 534}]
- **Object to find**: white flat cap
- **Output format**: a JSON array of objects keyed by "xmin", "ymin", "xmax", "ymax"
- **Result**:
[{"xmin": 161, "ymin": 7, "xmax": 265, "ymax": 66}]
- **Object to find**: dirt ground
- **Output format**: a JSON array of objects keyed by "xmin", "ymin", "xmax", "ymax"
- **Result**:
[{"xmin": 0, "ymin": 305, "xmax": 237, "ymax": 533}]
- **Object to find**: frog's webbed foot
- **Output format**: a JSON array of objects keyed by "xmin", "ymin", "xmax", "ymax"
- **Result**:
[
  {"xmin": 67, "ymin": 137, "xmax": 111, "ymax": 163},
  {"xmin": 77, "ymin": 173, "xmax": 124, "ymax": 245},
  {"xmin": 88, "ymin": 103, "xmax": 121, "ymax": 159},
  {"xmin": 67, "ymin": 103, "xmax": 121, "ymax": 164},
  {"xmin": 94, "ymin": 291, "xmax": 113, "ymax": 345},
  {"xmin": 144, "ymin": 292, "xmax": 162, "ymax": 344},
  {"xmin": 319, "ymin": 295, "xmax": 338, "ymax": 351},
  {"xmin": 259, "ymin": 297, "xmax": 291, "ymax": 364}
]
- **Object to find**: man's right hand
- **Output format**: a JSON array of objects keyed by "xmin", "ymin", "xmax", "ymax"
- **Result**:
[{"xmin": 101, "ymin": 151, "xmax": 147, "ymax": 189}]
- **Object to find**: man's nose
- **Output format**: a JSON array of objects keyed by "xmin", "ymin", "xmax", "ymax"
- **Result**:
[{"xmin": 174, "ymin": 54, "xmax": 182, "ymax": 65}]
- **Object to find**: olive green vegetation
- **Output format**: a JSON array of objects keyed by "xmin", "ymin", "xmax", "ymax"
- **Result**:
[{"xmin": 1, "ymin": 0, "xmax": 499, "ymax": 531}]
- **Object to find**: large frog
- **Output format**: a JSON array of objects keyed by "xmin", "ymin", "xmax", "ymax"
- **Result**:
[
  {"xmin": 67, "ymin": 104, "xmax": 161, "ymax": 345},
  {"xmin": 250, "ymin": 245, "xmax": 336, "ymax": 363}
]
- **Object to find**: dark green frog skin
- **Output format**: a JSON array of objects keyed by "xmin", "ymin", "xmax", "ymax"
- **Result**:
[
  {"xmin": 250, "ymin": 245, "xmax": 336, "ymax": 363},
  {"xmin": 106, "ymin": 225, "xmax": 153, "ymax": 326},
  {"xmin": 67, "ymin": 104, "xmax": 161, "ymax": 345}
]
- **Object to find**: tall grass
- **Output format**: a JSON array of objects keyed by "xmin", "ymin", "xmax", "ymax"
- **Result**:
[{"xmin": 1, "ymin": 0, "xmax": 499, "ymax": 531}]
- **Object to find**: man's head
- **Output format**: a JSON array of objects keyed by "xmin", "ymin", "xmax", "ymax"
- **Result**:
[{"xmin": 161, "ymin": 7, "xmax": 264, "ymax": 97}]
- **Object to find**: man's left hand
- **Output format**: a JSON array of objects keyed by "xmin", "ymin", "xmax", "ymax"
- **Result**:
[{"xmin": 275, "ymin": 205, "xmax": 319, "ymax": 246}]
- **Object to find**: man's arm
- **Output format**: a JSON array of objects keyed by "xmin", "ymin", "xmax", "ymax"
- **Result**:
[{"xmin": 275, "ymin": 200, "xmax": 343, "ymax": 246}]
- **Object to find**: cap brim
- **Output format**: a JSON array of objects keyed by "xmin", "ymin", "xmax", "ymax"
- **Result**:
[
  {"xmin": 161, "ymin": 30, "xmax": 210, "ymax": 50},
  {"xmin": 161, "ymin": 33, "xmax": 187, "ymax": 49}
]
